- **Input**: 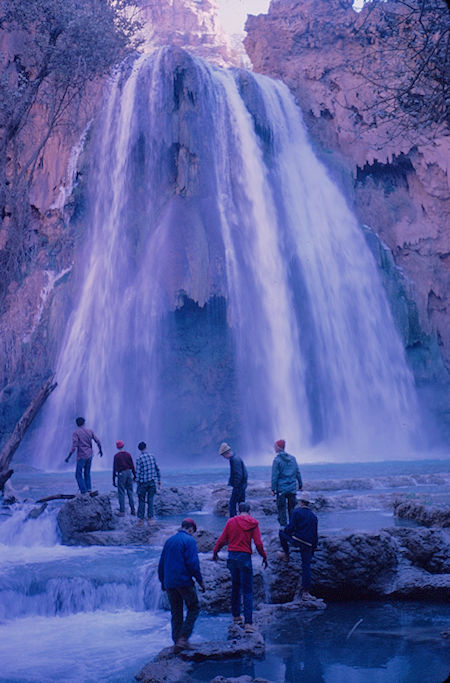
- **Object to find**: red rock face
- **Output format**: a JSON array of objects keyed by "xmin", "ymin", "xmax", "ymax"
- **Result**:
[
  {"xmin": 136, "ymin": 0, "xmax": 241, "ymax": 66},
  {"xmin": 244, "ymin": 0, "xmax": 450, "ymax": 371}
]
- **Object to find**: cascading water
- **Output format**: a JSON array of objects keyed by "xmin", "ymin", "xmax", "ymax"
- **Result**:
[{"xmin": 31, "ymin": 47, "xmax": 419, "ymax": 466}]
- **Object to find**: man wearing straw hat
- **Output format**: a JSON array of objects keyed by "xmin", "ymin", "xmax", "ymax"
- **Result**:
[{"xmin": 219, "ymin": 442, "xmax": 248, "ymax": 517}]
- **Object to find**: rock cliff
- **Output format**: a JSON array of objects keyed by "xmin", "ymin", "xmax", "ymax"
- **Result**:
[{"xmin": 245, "ymin": 0, "xmax": 450, "ymax": 423}]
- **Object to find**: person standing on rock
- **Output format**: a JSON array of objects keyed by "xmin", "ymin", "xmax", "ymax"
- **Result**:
[
  {"xmin": 65, "ymin": 417, "xmax": 103, "ymax": 494},
  {"xmin": 219, "ymin": 442, "xmax": 248, "ymax": 517},
  {"xmin": 112, "ymin": 440, "xmax": 136, "ymax": 517},
  {"xmin": 213, "ymin": 501, "xmax": 267, "ymax": 632},
  {"xmin": 158, "ymin": 518, "xmax": 205, "ymax": 653},
  {"xmin": 278, "ymin": 497, "xmax": 318, "ymax": 600},
  {"xmin": 135, "ymin": 441, "xmax": 161, "ymax": 524},
  {"xmin": 271, "ymin": 439, "xmax": 303, "ymax": 526}
]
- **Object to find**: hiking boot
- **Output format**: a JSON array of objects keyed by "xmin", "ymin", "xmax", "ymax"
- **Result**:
[
  {"xmin": 130, "ymin": 510, "xmax": 136, "ymax": 516},
  {"xmin": 137, "ymin": 519, "xmax": 145, "ymax": 526},
  {"xmin": 277, "ymin": 551, "xmax": 289, "ymax": 562},
  {"xmin": 244, "ymin": 623, "xmax": 257, "ymax": 633},
  {"xmin": 233, "ymin": 616, "xmax": 244, "ymax": 625},
  {"xmin": 174, "ymin": 637, "xmax": 190, "ymax": 653},
  {"xmin": 301, "ymin": 591, "xmax": 314, "ymax": 601}
]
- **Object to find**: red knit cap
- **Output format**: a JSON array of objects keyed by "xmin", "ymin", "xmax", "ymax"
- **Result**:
[
  {"xmin": 275, "ymin": 439, "xmax": 285, "ymax": 450},
  {"xmin": 116, "ymin": 440, "xmax": 124, "ymax": 449},
  {"xmin": 182, "ymin": 518, "xmax": 197, "ymax": 532}
]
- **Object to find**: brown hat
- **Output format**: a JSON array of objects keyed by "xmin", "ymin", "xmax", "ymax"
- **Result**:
[{"xmin": 219, "ymin": 442, "xmax": 232, "ymax": 456}]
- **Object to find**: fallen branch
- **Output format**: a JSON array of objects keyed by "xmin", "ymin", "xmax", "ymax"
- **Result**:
[
  {"xmin": 36, "ymin": 490, "xmax": 99, "ymax": 503},
  {"xmin": 0, "ymin": 375, "xmax": 57, "ymax": 491}
]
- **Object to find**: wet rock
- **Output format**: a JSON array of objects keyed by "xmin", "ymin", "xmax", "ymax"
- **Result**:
[
  {"xmin": 180, "ymin": 631, "xmax": 265, "ymax": 662},
  {"xmin": 57, "ymin": 494, "xmax": 113, "ymax": 543},
  {"xmin": 195, "ymin": 528, "xmax": 217, "ymax": 552},
  {"xmin": 387, "ymin": 527, "xmax": 450, "ymax": 574},
  {"xmin": 393, "ymin": 499, "xmax": 450, "ymax": 528},
  {"xmin": 26, "ymin": 502, "xmax": 47, "ymax": 520},
  {"xmin": 136, "ymin": 628, "xmax": 265, "ymax": 682},
  {"xmin": 387, "ymin": 568, "xmax": 450, "ymax": 601},
  {"xmin": 154, "ymin": 486, "xmax": 206, "ymax": 516}
]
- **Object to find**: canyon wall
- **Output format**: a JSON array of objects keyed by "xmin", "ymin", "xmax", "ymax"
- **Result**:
[{"xmin": 245, "ymin": 0, "xmax": 450, "ymax": 431}]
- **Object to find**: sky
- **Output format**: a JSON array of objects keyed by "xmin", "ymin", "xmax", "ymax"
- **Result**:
[{"xmin": 217, "ymin": 0, "xmax": 271, "ymax": 35}]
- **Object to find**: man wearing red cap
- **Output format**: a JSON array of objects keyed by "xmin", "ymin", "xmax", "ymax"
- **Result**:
[
  {"xmin": 158, "ymin": 518, "xmax": 205, "ymax": 653},
  {"xmin": 271, "ymin": 439, "xmax": 303, "ymax": 526},
  {"xmin": 113, "ymin": 440, "xmax": 136, "ymax": 516}
]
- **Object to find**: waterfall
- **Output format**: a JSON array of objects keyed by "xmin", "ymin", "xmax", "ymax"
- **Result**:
[{"xmin": 31, "ymin": 47, "xmax": 419, "ymax": 466}]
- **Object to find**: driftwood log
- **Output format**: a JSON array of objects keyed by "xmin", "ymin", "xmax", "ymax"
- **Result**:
[
  {"xmin": 36, "ymin": 491, "xmax": 99, "ymax": 503},
  {"xmin": 0, "ymin": 376, "xmax": 57, "ymax": 491}
]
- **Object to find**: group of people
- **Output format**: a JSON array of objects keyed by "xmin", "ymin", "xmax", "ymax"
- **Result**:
[
  {"xmin": 159, "ymin": 439, "xmax": 318, "ymax": 654},
  {"xmin": 65, "ymin": 418, "xmax": 161, "ymax": 523},
  {"xmin": 65, "ymin": 418, "xmax": 318, "ymax": 654}
]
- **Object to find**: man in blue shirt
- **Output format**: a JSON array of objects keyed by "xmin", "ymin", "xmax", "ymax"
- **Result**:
[
  {"xmin": 271, "ymin": 439, "xmax": 303, "ymax": 526},
  {"xmin": 278, "ymin": 497, "xmax": 318, "ymax": 600},
  {"xmin": 158, "ymin": 518, "xmax": 205, "ymax": 652}
]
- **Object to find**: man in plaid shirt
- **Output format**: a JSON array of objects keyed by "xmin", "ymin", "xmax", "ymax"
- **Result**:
[{"xmin": 136, "ymin": 441, "xmax": 161, "ymax": 523}]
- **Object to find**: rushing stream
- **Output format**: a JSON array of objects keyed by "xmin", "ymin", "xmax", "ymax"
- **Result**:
[
  {"xmin": 1, "ymin": 463, "xmax": 449, "ymax": 682},
  {"xmin": 28, "ymin": 46, "xmax": 420, "ymax": 467}
]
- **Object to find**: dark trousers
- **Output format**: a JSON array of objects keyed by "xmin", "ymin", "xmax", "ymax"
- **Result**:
[
  {"xmin": 279, "ymin": 530, "xmax": 313, "ymax": 591},
  {"xmin": 276, "ymin": 491, "xmax": 297, "ymax": 526},
  {"xmin": 227, "ymin": 551, "xmax": 253, "ymax": 624},
  {"xmin": 166, "ymin": 585, "xmax": 200, "ymax": 643},
  {"xmin": 117, "ymin": 469, "xmax": 135, "ymax": 512},
  {"xmin": 229, "ymin": 485, "xmax": 246, "ymax": 517},
  {"xmin": 137, "ymin": 480, "xmax": 156, "ymax": 518},
  {"xmin": 75, "ymin": 457, "xmax": 92, "ymax": 493}
]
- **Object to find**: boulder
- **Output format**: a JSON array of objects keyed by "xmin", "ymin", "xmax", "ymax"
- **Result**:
[
  {"xmin": 393, "ymin": 499, "xmax": 450, "ymax": 528},
  {"xmin": 155, "ymin": 486, "xmax": 206, "ymax": 515},
  {"xmin": 57, "ymin": 494, "xmax": 113, "ymax": 543},
  {"xmin": 136, "ymin": 628, "xmax": 265, "ymax": 683}
]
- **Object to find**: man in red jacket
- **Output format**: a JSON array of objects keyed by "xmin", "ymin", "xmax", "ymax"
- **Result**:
[{"xmin": 212, "ymin": 502, "xmax": 267, "ymax": 632}]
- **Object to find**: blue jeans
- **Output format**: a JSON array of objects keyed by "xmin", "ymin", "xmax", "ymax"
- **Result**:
[
  {"xmin": 227, "ymin": 551, "xmax": 253, "ymax": 624},
  {"xmin": 75, "ymin": 457, "xmax": 92, "ymax": 493},
  {"xmin": 137, "ymin": 480, "xmax": 156, "ymax": 519},
  {"xmin": 117, "ymin": 469, "xmax": 135, "ymax": 513},
  {"xmin": 279, "ymin": 530, "xmax": 313, "ymax": 591},
  {"xmin": 229, "ymin": 485, "xmax": 246, "ymax": 517}
]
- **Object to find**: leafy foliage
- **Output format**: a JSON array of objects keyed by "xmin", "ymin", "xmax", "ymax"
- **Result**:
[{"xmin": 0, "ymin": 0, "xmax": 142, "ymax": 300}]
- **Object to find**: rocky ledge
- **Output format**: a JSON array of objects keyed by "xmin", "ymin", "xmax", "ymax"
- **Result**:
[
  {"xmin": 136, "ymin": 623, "xmax": 266, "ymax": 683},
  {"xmin": 52, "ymin": 492, "xmax": 450, "ymax": 604}
]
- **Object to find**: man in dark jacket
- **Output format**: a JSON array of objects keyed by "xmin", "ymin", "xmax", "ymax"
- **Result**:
[
  {"xmin": 65, "ymin": 417, "xmax": 103, "ymax": 493},
  {"xmin": 158, "ymin": 518, "xmax": 205, "ymax": 652},
  {"xmin": 112, "ymin": 440, "xmax": 136, "ymax": 516},
  {"xmin": 219, "ymin": 442, "xmax": 248, "ymax": 517},
  {"xmin": 278, "ymin": 497, "xmax": 318, "ymax": 599},
  {"xmin": 271, "ymin": 439, "xmax": 303, "ymax": 526},
  {"xmin": 213, "ymin": 502, "xmax": 267, "ymax": 631}
]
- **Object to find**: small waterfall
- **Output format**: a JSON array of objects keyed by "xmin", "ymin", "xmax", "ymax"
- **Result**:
[
  {"xmin": 0, "ymin": 505, "xmax": 161, "ymax": 619},
  {"xmin": 31, "ymin": 47, "xmax": 419, "ymax": 465}
]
